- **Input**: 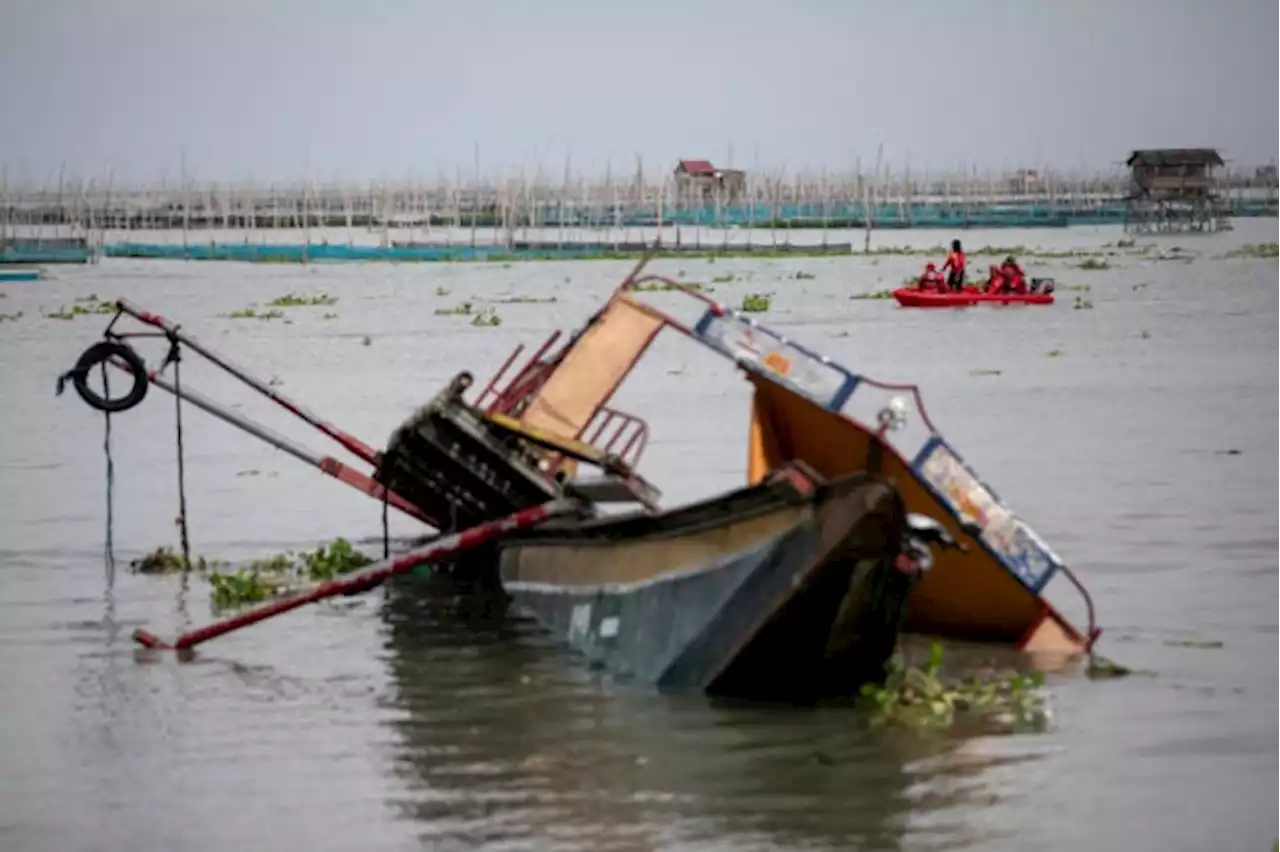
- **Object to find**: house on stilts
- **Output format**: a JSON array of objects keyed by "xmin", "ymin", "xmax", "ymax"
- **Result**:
[{"xmin": 1123, "ymin": 148, "xmax": 1229, "ymax": 234}]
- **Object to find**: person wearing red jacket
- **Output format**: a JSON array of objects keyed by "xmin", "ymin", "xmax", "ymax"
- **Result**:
[
  {"xmin": 918, "ymin": 262, "xmax": 944, "ymax": 290},
  {"xmin": 941, "ymin": 239, "xmax": 966, "ymax": 291}
]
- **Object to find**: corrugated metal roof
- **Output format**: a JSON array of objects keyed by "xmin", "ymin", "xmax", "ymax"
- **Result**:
[
  {"xmin": 676, "ymin": 159, "xmax": 717, "ymax": 176},
  {"xmin": 1127, "ymin": 149, "xmax": 1224, "ymax": 168}
]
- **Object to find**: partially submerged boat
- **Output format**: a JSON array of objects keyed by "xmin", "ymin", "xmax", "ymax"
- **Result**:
[
  {"xmin": 466, "ymin": 258, "xmax": 1099, "ymax": 661},
  {"xmin": 497, "ymin": 463, "xmax": 936, "ymax": 699},
  {"xmin": 56, "ymin": 249, "xmax": 1102, "ymax": 693}
]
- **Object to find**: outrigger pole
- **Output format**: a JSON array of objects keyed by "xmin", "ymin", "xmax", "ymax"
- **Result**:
[
  {"xmin": 108, "ymin": 356, "xmax": 431, "ymax": 524},
  {"xmin": 60, "ymin": 298, "xmax": 438, "ymax": 527},
  {"xmin": 113, "ymin": 298, "xmax": 381, "ymax": 466},
  {"xmin": 133, "ymin": 499, "xmax": 578, "ymax": 651}
]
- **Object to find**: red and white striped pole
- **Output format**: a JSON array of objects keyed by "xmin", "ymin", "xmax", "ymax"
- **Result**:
[{"xmin": 133, "ymin": 499, "xmax": 577, "ymax": 651}]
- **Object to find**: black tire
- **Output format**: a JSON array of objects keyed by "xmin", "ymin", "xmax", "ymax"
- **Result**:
[{"xmin": 72, "ymin": 340, "xmax": 149, "ymax": 413}]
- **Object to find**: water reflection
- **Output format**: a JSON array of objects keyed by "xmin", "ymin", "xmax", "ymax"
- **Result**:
[{"xmin": 377, "ymin": 575, "xmax": 1028, "ymax": 850}]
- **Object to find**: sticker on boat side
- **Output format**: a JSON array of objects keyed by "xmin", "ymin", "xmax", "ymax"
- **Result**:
[
  {"xmin": 917, "ymin": 442, "xmax": 1061, "ymax": 591},
  {"xmin": 696, "ymin": 313, "xmax": 851, "ymax": 409}
]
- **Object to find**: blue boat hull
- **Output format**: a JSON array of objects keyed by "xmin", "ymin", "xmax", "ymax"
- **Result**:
[{"xmin": 498, "ymin": 468, "xmax": 912, "ymax": 699}]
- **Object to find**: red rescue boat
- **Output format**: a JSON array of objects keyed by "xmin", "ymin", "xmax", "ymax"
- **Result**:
[{"xmin": 893, "ymin": 288, "xmax": 1055, "ymax": 308}]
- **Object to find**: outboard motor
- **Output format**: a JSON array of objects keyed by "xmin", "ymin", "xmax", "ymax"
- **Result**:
[{"xmin": 819, "ymin": 511, "xmax": 970, "ymax": 697}]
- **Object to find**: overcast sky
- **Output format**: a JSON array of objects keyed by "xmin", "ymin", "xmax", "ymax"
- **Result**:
[{"xmin": 1, "ymin": 0, "xmax": 1275, "ymax": 184}]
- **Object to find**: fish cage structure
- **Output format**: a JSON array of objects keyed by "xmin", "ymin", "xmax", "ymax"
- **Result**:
[{"xmin": 1123, "ymin": 148, "xmax": 1230, "ymax": 234}]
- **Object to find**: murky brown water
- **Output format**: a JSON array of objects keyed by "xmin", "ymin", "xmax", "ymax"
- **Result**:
[{"xmin": 1, "ymin": 222, "xmax": 1276, "ymax": 851}]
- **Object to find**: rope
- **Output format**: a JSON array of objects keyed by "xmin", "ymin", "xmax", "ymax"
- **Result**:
[
  {"xmin": 163, "ymin": 332, "xmax": 193, "ymax": 572},
  {"xmin": 381, "ymin": 486, "xmax": 390, "ymax": 559},
  {"xmin": 101, "ymin": 361, "xmax": 116, "ymax": 586}
]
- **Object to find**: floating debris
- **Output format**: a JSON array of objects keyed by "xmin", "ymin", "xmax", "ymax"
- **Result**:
[{"xmin": 1163, "ymin": 638, "xmax": 1224, "ymax": 649}]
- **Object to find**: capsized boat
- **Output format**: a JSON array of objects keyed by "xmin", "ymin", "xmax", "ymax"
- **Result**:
[
  {"xmin": 892, "ymin": 288, "xmax": 1055, "ymax": 308},
  {"xmin": 497, "ymin": 461, "xmax": 962, "ymax": 699},
  {"xmin": 467, "ymin": 256, "xmax": 1100, "ymax": 663}
]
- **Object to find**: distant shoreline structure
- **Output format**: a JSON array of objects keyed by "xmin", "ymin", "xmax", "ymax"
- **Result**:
[{"xmin": 2, "ymin": 155, "xmax": 1275, "ymax": 263}]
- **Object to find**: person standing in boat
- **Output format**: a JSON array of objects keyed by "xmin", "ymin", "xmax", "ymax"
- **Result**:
[{"xmin": 941, "ymin": 239, "xmax": 966, "ymax": 291}]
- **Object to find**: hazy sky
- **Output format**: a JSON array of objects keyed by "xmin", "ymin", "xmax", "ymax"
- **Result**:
[{"xmin": 1, "ymin": 0, "xmax": 1276, "ymax": 184}]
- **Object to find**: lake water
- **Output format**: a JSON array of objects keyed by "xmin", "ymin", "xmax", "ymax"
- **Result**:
[{"xmin": 1, "ymin": 222, "xmax": 1275, "ymax": 851}]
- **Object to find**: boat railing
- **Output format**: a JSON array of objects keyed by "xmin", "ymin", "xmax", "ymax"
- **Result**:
[
  {"xmin": 474, "ymin": 330, "xmax": 650, "ymax": 470},
  {"xmin": 475, "ymin": 330, "xmax": 564, "ymax": 414},
  {"xmin": 582, "ymin": 405, "xmax": 650, "ymax": 468},
  {"xmin": 618, "ymin": 273, "xmax": 1099, "ymax": 649}
]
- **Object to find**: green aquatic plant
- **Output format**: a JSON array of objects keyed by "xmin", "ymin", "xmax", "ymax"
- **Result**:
[
  {"xmin": 300, "ymin": 537, "xmax": 374, "ymax": 580},
  {"xmin": 266, "ymin": 292, "xmax": 338, "ymax": 307},
  {"xmin": 221, "ymin": 307, "xmax": 286, "ymax": 321},
  {"xmin": 711, "ymin": 273, "xmax": 737, "ymax": 283},
  {"xmin": 1222, "ymin": 242, "xmax": 1279, "ymax": 259},
  {"xmin": 1061, "ymin": 283, "xmax": 1091, "ymax": 292},
  {"xmin": 632, "ymin": 280, "xmax": 707, "ymax": 293},
  {"xmin": 208, "ymin": 568, "xmax": 277, "ymax": 608},
  {"xmin": 490, "ymin": 294, "xmax": 557, "ymax": 304},
  {"xmin": 859, "ymin": 641, "xmax": 1049, "ymax": 731},
  {"xmin": 1073, "ymin": 297, "xmax": 1094, "ymax": 310},
  {"xmin": 435, "ymin": 301, "xmax": 476, "ymax": 315},
  {"xmin": 41, "ymin": 299, "xmax": 116, "ymax": 320},
  {"xmin": 470, "ymin": 308, "xmax": 502, "ymax": 327},
  {"xmin": 435, "ymin": 285, "xmax": 451, "ymax": 296},
  {"xmin": 130, "ymin": 546, "xmax": 225, "ymax": 575},
  {"xmin": 0, "ymin": 311, "xmax": 22, "ymax": 323},
  {"xmin": 850, "ymin": 289, "xmax": 894, "ymax": 300},
  {"xmin": 1046, "ymin": 348, "xmax": 1065, "ymax": 357},
  {"xmin": 740, "ymin": 292, "xmax": 772, "ymax": 313},
  {"xmin": 792, "ymin": 270, "xmax": 817, "ymax": 280},
  {"xmin": 1076, "ymin": 257, "xmax": 1110, "ymax": 271},
  {"xmin": 321, "ymin": 312, "xmax": 339, "ymax": 320},
  {"xmin": 207, "ymin": 538, "xmax": 374, "ymax": 608}
]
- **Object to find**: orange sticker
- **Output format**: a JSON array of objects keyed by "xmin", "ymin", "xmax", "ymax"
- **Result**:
[{"xmin": 762, "ymin": 351, "xmax": 792, "ymax": 375}]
